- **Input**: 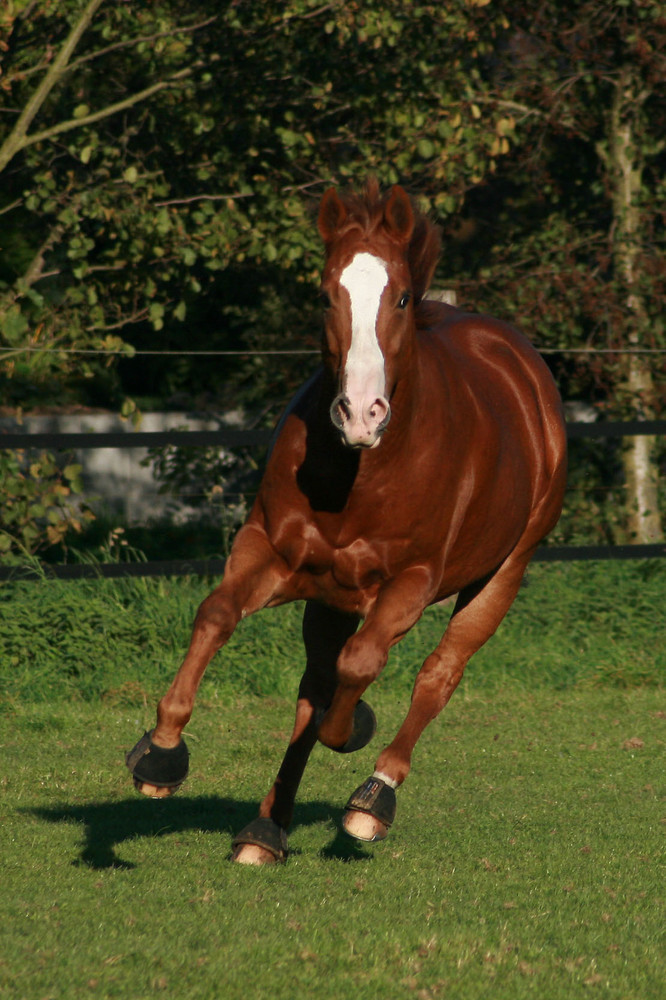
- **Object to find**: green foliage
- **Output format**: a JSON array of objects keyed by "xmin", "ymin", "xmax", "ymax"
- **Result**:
[
  {"xmin": 383, "ymin": 560, "xmax": 666, "ymax": 694},
  {"xmin": 0, "ymin": 0, "xmax": 664, "ymax": 547},
  {"xmin": 446, "ymin": 0, "xmax": 666, "ymax": 412},
  {"xmin": 2, "ymin": 0, "xmax": 664, "ymax": 372},
  {"xmin": 0, "ymin": 0, "xmax": 525, "ymax": 412},
  {"xmin": 0, "ymin": 449, "xmax": 92, "ymax": 555},
  {"xmin": 143, "ymin": 440, "xmax": 259, "ymax": 554}
]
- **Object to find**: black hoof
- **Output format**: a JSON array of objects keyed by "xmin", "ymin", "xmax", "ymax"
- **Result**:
[
  {"xmin": 345, "ymin": 775, "xmax": 397, "ymax": 827},
  {"xmin": 125, "ymin": 730, "xmax": 189, "ymax": 789},
  {"xmin": 231, "ymin": 817, "xmax": 289, "ymax": 863},
  {"xmin": 317, "ymin": 700, "xmax": 377, "ymax": 754}
]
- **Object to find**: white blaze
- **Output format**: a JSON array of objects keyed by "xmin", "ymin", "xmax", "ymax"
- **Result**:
[{"xmin": 339, "ymin": 252, "xmax": 388, "ymax": 403}]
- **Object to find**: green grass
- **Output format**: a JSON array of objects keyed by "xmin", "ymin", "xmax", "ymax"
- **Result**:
[
  {"xmin": 1, "ymin": 688, "xmax": 664, "ymax": 999},
  {"xmin": 1, "ymin": 560, "xmax": 664, "ymax": 706},
  {"xmin": 0, "ymin": 561, "xmax": 664, "ymax": 998}
]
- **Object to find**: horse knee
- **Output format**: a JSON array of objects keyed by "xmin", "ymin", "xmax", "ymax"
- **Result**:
[
  {"xmin": 193, "ymin": 591, "xmax": 238, "ymax": 648},
  {"xmin": 337, "ymin": 633, "xmax": 387, "ymax": 688}
]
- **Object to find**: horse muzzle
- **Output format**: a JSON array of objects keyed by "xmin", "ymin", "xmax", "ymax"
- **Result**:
[{"xmin": 329, "ymin": 392, "xmax": 391, "ymax": 449}]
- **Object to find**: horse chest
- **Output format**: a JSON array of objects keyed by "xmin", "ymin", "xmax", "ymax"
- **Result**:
[
  {"xmin": 270, "ymin": 513, "xmax": 393, "ymax": 598},
  {"xmin": 330, "ymin": 539, "xmax": 388, "ymax": 590}
]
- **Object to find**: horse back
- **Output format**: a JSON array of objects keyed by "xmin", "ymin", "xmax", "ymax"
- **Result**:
[{"xmin": 419, "ymin": 302, "xmax": 566, "ymax": 485}]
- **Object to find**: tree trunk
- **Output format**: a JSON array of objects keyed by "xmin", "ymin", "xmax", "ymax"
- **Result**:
[
  {"xmin": 607, "ymin": 67, "xmax": 663, "ymax": 543},
  {"xmin": 621, "ymin": 354, "xmax": 662, "ymax": 543}
]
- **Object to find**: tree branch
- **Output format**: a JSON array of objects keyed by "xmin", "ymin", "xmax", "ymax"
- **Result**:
[
  {"xmin": 153, "ymin": 192, "xmax": 253, "ymax": 207},
  {"xmin": 1, "ymin": 219, "xmax": 69, "ymax": 312},
  {"xmin": 0, "ymin": 0, "xmax": 105, "ymax": 173},
  {"xmin": 10, "ymin": 60, "xmax": 206, "ymax": 157},
  {"xmin": 65, "ymin": 16, "xmax": 217, "ymax": 75},
  {"xmin": 0, "ymin": 197, "xmax": 23, "ymax": 216},
  {"xmin": 86, "ymin": 308, "xmax": 150, "ymax": 332},
  {"xmin": 2, "ymin": 15, "xmax": 216, "ymax": 89}
]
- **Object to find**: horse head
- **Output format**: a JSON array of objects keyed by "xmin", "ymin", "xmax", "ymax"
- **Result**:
[{"xmin": 317, "ymin": 180, "xmax": 440, "ymax": 449}]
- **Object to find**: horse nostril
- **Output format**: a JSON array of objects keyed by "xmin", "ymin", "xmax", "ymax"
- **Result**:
[
  {"xmin": 330, "ymin": 393, "xmax": 351, "ymax": 430},
  {"xmin": 369, "ymin": 398, "xmax": 391, "ymax": 430}
]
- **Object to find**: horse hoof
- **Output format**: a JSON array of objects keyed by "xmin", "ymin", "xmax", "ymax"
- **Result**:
[
  {"xmin": 318, "ymin": 700, "xmax": 377, "ymax": 753},
  {"xmin": 133, "ymin": 778, "xmax": 182, "ymax": 798},
  {"xmin": 125, "ymin": 730, "xmax": 189, "ymax": 794},
  {"xmin": 232, "ymin": 843, "xmax": 280, "ymax": 866},
  {"xmin": 342, "ymin": 775, "xmax": 396, "ymax": 842},
  {"xmin": 231, "ymin": 817, "xmax": 288, "ymax": 865},
  {"xmin": 342, "ymin": 809, "xmax": 389, "ymax": 842}
]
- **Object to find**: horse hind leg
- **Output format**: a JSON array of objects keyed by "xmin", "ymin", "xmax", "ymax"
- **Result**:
[
  {"xmin": 343, "ymin": 550, "xmax": 533, "ymax": 842},
  {"xmin": 232, "ymin": 602, "xmax": 359, "ymax": 865}
]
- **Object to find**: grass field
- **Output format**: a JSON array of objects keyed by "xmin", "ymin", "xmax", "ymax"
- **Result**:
[
  {"xmin": 0, "ymin": 561, "xmax": 664, "ymax": 999},
  {"xmin": 1, "ymin": 560, "xmax": 664, "ymax": 704}
]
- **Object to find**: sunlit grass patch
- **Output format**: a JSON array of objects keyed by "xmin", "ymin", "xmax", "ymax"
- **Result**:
[{"xmin": 1, "ymin": 687, "xmax": 663, "ymax": 999}]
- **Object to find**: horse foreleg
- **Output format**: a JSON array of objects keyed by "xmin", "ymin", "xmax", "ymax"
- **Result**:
[
  {"xmin": 316, "ymin": 568, "xmax": 433, "ymax": 756},
  {"xmin": 232, "ymin": 602, "xmax": 359, "ymax": 865},
  {"xmin": 344, "ymin": 551, "xmax": 533, "ymax": 842},
  {"xmin": 127, "ymin": 524, "xmax": 287, "ymax": 797}
]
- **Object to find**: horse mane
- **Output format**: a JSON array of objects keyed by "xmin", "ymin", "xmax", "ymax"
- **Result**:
[{"xmin": 333, "ymin": 178, "xmax": 442, "ymax": 304}]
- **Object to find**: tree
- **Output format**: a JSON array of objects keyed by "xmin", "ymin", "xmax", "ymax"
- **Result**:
[
  {"xmin": 1, "ymin": 1, "xmax": 525, "ymax": 406},
  {"xmin": 444, "ymin": 0, "xmax": 665, "ymax": 542},
  {"xmin": 1, "ymin": 0, "xmax": 521, "ymax": 551},
  {"xmin": 2, "ymin": 1, "xmax": 662, "ymax": 551},
  {"xmin": 0, "ymin": 0, "xmax": 223, "ymax": 405},
  {"xmin": 1, "ymin": 0, "xmax": 219, "ymax": 552},
  {"xmin": 602, "ymin": 61, "xmax": 664, "ymax": 543}
]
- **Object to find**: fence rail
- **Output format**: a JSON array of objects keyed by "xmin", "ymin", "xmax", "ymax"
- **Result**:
[
  {"xmin": 2, "ymin": 420, "xmax": 666, "ymax": 451},
  {"xmin": 1, "ymin": 420, "xmax": 665, "ymax": 580},
  {"xmin": 0, "ymin": 540, "xmax": 665, "ymax": 583},
  {"xmin": 0, "ymin": 428, "xmax": 273, "ymax": 450}
]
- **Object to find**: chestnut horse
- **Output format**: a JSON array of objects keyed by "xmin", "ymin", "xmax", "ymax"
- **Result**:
[{"xmin": 127, "ymin": 180, "xmax": 567, "ymax": 865}]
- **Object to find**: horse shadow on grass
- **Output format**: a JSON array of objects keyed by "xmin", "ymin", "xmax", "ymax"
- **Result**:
[{"xmin": 27, "ymin": 795, "xmax": 374, "ymax": 870}]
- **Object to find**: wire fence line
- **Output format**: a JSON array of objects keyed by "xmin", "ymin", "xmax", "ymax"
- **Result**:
[
  {"xmin": 0, "ymin": 428, "xmax": 273, "ymax": 449},
  {"xmin": 3, "ymin": 345, "xmax": 666, "ymax": 357},
  {"xmin": 1, "ymin": 347, "xmax": 321, "ymax": 356}
]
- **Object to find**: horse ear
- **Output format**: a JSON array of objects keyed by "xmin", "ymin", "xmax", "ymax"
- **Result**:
[
  {"xmin": 318, "ymin": 187, "xmax": 348, "ymax": 243},
  {"xmin": 409, "ymin": 216, "xmax": 441, "ymax": 304},
  {"xmin": 383, "ymin": 186, "xmax": 414, "ymax": 244}
]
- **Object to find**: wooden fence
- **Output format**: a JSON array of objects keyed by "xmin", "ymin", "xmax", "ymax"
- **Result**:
[{"xmin": 1, "ymin": 420, "xmax": 665, "ymax": 580}]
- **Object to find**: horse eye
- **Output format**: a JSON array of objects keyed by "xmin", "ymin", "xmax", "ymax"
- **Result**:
[
  {"xmin": 398, "ymin": 291, "xmax": 411, "ymax": 310},
  {"xmin": 319, "ymin": 290, "xmax": 331, "ymax": 309}
]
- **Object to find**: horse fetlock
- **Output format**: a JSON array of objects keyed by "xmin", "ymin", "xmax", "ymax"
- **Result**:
[
  {"xmin": 155, "ymin": 695, "xmax": 193, "ymax": 740},
  {"xmin": 374, "ymin": 748, "xmax": 411, "ymax": 788},
  {"xmin": 316, "ymin": 710, "xmax": 353, "ymax": 751}
]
